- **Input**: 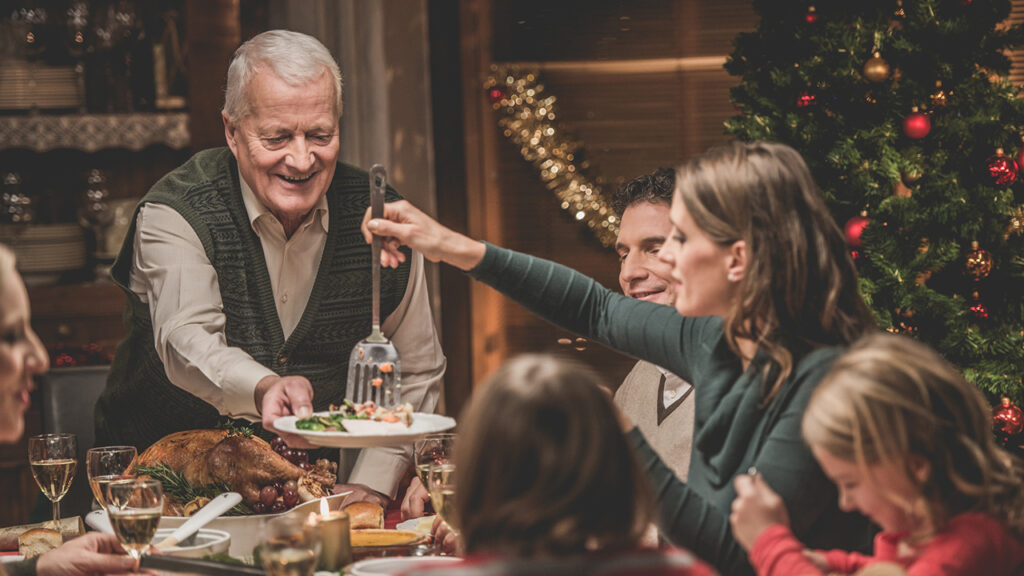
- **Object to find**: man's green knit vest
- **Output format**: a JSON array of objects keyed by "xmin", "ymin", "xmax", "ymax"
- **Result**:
[{"xmin": 94, "ymin": 148, "xmax": 410, "ymax": 451}]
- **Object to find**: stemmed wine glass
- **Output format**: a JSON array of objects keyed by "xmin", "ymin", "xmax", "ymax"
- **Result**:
[
  {"xmin": 86, "ymin": 446, "xmax": 136, "ymax": 510},
  {"xmin": 27, "ymin": 433, "xmax": 77, "ymax": 530},
  {"xmin": 413, "ymin": 433, "xmax": 456, "ymax": 489},
  {"xmin": 426, "ymin": 461, "xmax": 458, "ymax": 538},
  {"xmin": 260, "ymin": 513, "xmax": 322, "ymax": 576},
  {"xmin": 106, "ymin": 478, "xmax": 163, "ymax": 562}
]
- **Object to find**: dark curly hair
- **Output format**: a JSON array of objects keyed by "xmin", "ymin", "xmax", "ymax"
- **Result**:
[{"xmin": 611, "ymin": 167, "xmax": 675, "ymax": 216}]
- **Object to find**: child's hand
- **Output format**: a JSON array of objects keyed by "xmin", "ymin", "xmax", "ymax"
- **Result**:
[{"xmin": 730, "ymin": 472, "xmax": 791, "ymax": 551}]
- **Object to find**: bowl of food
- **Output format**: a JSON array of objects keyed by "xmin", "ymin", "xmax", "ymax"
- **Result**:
[{"xmin": 154, "ymin": 528, "xmax": 231, "ymax": 558}]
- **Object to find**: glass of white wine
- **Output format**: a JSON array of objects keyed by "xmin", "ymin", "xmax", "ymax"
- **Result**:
[
  {"xmin": 86, "ymin": 446, "xmax": 136, "ymax": 509},
  {"xmin": 260, "ymin": 513, "xmax": 322, "ymax": 576},
  {"xmin": 27, "ymin": 433, "xmax": 78, "ymax": 530},
  {"xmin": 106, "ymin": 478, "xmax": 163, "ymax": 562},
  {"xmin": 413, "ymin": 433, "xmax": 456, "ymax": 488},
  {"xmin": 426, "ymin": 461, "xmax": 458, "ymax": 536}
]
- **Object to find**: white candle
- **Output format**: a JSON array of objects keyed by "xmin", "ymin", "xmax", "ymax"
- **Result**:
[{"xmin": 317, "ymin": 499, "xmax": 352, "ymax": 570}]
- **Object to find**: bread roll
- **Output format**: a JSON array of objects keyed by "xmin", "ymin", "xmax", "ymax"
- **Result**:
[
  {"xmin": 346, "ymin": 502, "xmax": 384, "ymax": 530},
  {"xmin": 18, "ymin": 528, "xmax": 61, "ymax": 559}
]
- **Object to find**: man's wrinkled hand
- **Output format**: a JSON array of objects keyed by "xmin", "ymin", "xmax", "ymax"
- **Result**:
[
  {"xmin": 256, "ymin": 374, "xmax": 317, "ymax": 449},
  {"xmin": 400, "ymin": 476, "xmax": 432, "ymax": 520},
  {"xmin": 431, "ymin": 514, "xmax": 461, "ymax": 556},
  {"xmin": 337, "ymin": 483, "xmax": 391, "ymax": 509}
]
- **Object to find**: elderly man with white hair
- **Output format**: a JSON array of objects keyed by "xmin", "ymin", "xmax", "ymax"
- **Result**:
[{"xmin": 94, "ymin": 30, "xmax": 445, "ymax": 507}]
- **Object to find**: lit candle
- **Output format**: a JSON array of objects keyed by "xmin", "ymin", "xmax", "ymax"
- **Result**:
[{"xmin": 317, "ymin": 498, "xmax": 352, "ymax": 571}]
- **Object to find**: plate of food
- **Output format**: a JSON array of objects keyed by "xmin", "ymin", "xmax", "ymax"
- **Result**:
[{"xmin": 274, "ymin": 401, "xmax": 456, "ymax": 448}]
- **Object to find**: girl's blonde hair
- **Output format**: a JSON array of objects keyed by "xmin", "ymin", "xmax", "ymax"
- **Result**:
[
  {"xmin": 803, "ymin": 333, "xmax": 1024, "ymax": 539},
  {"xmin": 454, "ymin": 354, "xmax": 654, "ymax": 557},
  {"xmin": 677, "ymin": 140, "xmax": 875, "ymax": 402}
]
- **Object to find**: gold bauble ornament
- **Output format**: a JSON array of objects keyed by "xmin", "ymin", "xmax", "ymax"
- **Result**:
[
  {"xmin": 964, "ymin": 240, "xmax": 993, "ymax": 281},
  {"xmin": 863, "ymin": 52, "xmax": 891, "ymax": 82},
  {"xmin": 1005, "ymin": 206, "xmax": 1024, "ymax": 239},
  {"xmin": 930, "ymin": 81, "xmax": 949, "ymax": 109},
  {"xmin": 893, "ymin": 181, "xmax": 913, "ymax": 198}
]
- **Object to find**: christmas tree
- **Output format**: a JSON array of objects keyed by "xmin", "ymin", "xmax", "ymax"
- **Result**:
[{"xmin": 725, "ymin": 1, "xmax": 1024, "ymax": 404}]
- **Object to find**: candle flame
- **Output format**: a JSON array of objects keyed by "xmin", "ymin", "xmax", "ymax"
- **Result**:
[{"xmin": 320, "ymin": 498, "xmax": 330, "ymax": 515}]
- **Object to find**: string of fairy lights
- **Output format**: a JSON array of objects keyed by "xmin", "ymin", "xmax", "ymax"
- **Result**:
[{"xmin": 485, "ymin": 65, "xmax": 619, "ymax": 248}]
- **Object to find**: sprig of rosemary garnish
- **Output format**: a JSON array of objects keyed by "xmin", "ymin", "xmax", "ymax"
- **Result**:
[
  {"xmin": 136, "ymin": 461, "xmax": 252, "ymax": 516},
  {"xmin": 215, "ymin": 420, "xmax": 254, "ymax": 438}
]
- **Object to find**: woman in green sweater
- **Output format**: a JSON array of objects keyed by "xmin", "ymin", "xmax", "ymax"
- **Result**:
[{"xmin": 363, "ymin": 140, "xmax": 876, "ymax": 574}]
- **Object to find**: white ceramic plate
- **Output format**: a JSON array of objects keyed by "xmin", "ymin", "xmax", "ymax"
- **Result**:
[
  {"xmin": 395, "ymin": 516, "xmax": 435, "ymax": 535},
  {"xmin": 0, "ymin": 556, "xmax": 24, "ymax": 564},
  {"xmin": 274, "ymin": 413, "xmax": 456, "ymax": 448},
  {"xmin": 349, "ymin": 556, "xmax": 463, "ymax": 575}
]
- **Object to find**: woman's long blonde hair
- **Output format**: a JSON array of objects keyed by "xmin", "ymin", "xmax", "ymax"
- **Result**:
[
  {"xmin": 454, "ymin": 354, "xmax": 654, "ymax": 557},
  {"xmin": 803, "ymin": 333, "xmax": 1024, "ymax": 540},
  {"xmin": 677, "ymin": 140, "xmax": 874, "ymax": 401}
]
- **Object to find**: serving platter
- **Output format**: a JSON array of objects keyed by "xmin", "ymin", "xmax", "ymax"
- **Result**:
[
  {"xmin": 274, "ymin": 412, "xmax": 456, "ymax": 448},
  {"xmin": 87, "ymin": 492, "xmax": 352, "ymax": 559}
]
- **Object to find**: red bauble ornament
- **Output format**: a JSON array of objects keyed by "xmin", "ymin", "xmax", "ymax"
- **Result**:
[
  {"xmin": 805, "ymin": 6, "xmax": 819, "ymax": 23},
  {"xmin": 797, "ymin": 91, "xmax": 817, "ymax": 108},
  {"xmin": 994, "ymin": 397, "xmax": 1024, "ymax": 436},
  {"xmin": 487, "ymin": 86, "xmax": 507, "ymax": 105},
  {"xmin": 902, "ymin": 107, "xmax": 931, "ymax": 139},
  {"xmin": 969, "ymin": 300, "xmax": 989, "ymax": 321},
  {"xmin": 844, "ymin": 213, "xmax": 870, "ymax": 248},
  {"xmin": 986, "ymin": 148, "xmax": 1018, "ymax": 186},
  {"xmin": 1015, "ymin": 144, "xmax": 1024, "ymax": 174}
]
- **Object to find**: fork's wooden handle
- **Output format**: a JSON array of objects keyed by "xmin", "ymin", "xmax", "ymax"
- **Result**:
[{"xmin": 370, "ymin": 165, "xmax": 386, "ymax": 332}]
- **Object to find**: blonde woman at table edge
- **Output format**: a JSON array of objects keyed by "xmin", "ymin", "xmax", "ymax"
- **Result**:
[
  {"xmin": 0, "ymin": 244, "xmax": 147, "ymax": 576},
  {"xmin": 364, "ymin": 140, "xmax": 877, "ymax": 575},
  {"xmin": 398, "ymin": 354, "xmax": 715, "ymax": 576}
]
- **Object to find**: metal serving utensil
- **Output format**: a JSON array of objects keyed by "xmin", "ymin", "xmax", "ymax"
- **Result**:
[{"xmin": 345, "ymin": 165, "xmax": 402, "ymax": 407}]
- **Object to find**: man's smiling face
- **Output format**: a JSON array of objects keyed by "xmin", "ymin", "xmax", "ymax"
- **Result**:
[
  {"xmin": 224, "ymin": 67, "xmax": 339, "ymax": 229},
  {"xmin": 616, "ymin": 201, "xmax": 676, "ymax": 306}
]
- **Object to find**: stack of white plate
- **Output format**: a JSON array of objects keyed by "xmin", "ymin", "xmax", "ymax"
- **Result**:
[
  {"xmin": 0, "ymin": 224, "xmax": 86, "ymax": 279},
  {"xmin": 0, "ymin": 63, "xmax": 82, "ymax": 110}
]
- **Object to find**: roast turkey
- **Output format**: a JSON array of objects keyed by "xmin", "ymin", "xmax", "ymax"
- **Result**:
[{"xmin": 132, "ymin": 429, "xmax": 334, "ymax": 514}]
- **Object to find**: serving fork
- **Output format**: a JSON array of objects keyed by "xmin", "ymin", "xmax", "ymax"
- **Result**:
[{"xmin": 345, "ymin": 164, "xmax": 402, "ymax": 407}]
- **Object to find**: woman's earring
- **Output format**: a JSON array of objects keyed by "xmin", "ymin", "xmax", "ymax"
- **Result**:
[{"xmin": 727, "ymin": 271, "xmax": 740, "ymax": 282}]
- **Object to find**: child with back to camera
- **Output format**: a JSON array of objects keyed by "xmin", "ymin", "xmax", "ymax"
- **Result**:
[
  {"xmin": 729, "ymin": 333, "xmax": 1024, "ymax": 575},
  {"xmin": 399, "ymin": 354, "xmax": 715, "ymax": 576}
]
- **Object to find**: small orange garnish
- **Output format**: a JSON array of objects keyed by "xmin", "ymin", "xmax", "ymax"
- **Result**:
[
  {"xmin": 378, "ymin": 362, "xmax": 394, "ymax": 373},
  {"xmin": 371, "ymin": 378, "xmax": 384, "ymax": 387}
]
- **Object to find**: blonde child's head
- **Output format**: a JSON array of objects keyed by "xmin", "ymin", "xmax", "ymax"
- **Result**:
[
  {"xmin": 803, "ymin": 333, "xmax": 1024, "ymax": 541},
  {"xmin": 453, "ymin": 354, "xmax": 654, "ymax": 557}
]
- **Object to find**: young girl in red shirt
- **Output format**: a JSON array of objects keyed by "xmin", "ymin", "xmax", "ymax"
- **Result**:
[{"xmin": 729, "ymin": 333, "xmax": 1024, "ymax": 575}]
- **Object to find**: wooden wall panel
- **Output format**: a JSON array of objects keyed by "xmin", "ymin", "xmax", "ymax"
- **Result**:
[{"xmin": 454, "ymin": 0, "xmax": 758, "ymax": 390}]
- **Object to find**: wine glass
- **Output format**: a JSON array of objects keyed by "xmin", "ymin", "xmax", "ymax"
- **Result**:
[
  {"xmin": 260, "ymin": 513, "xmax": 322, "ymax": 576},
  {"xmin": 86, "ymin": 446, "xmax": 136, "ymax": 509},
  {"xmin": 27, "ymin": 433, "xmax": 78, "ymax": 530},
  {"xmin": 106, "ymin": 478, "xmax": 163, "ymax": 562},
  {"xmin": 426, "ymin": 461, "xmax": 458, "ymax": 536},
  {"xmin": 413, "ymin": 433, "xmax": 457, "ymax": 488}
]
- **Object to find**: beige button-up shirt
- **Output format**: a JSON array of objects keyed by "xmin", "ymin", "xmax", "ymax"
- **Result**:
[{"xmin": 128, "ymin": 173, "xmax": 446, "ymax": 499}]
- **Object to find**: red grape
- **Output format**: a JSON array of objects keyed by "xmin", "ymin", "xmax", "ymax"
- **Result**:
[
  {"xmin": 270, "ymin": 500, "xmax": 288, "ymax": 514},
  {"xmin": 284, "ymin": 480, "xmax": 297, "ymax": 492},
  {"xmin": 299, "ymin": 461, "xmax": 312, "ymax": 471},
  {"xmin": 272, "ymin": 481, "xmax": 284, "ymax": 494},
  {"xmin": 282, "ymin": 489, "xmax": 299, "ymax": 507},
  {"xmin": 270, "ymin": 437, "xmax": 286, "ymax": 452},
  {"xmin": 251, "ymin": 502, "xmax": 266, "ymax": 514},
  {"xmin": 259, "ymin": 485, "xmax": 277, "ymax": 507}
]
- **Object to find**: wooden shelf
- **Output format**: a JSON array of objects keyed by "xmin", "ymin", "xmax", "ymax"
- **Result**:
[{"xmin": 0, "ymin": 112, "xmax": 190, "ymax": 153}]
